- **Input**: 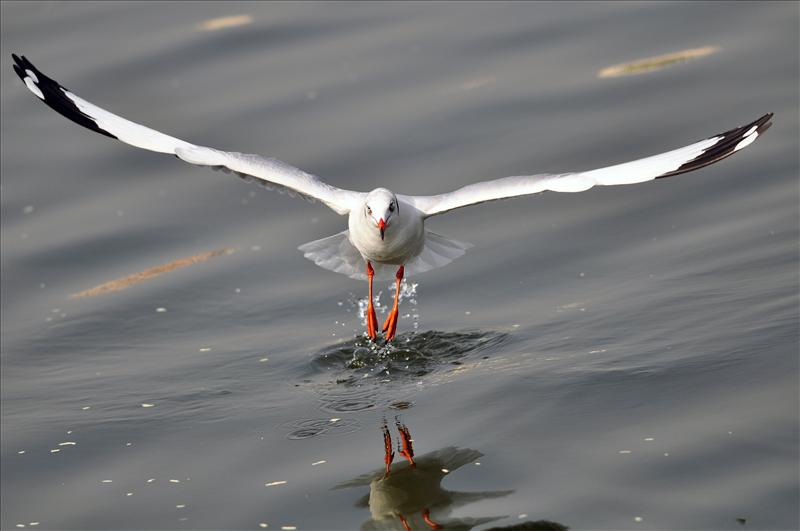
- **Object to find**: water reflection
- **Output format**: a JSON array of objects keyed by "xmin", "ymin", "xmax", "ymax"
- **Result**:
[{"xmin": 336, "ymin": 419, "xmax": 567, "ymax": 531}]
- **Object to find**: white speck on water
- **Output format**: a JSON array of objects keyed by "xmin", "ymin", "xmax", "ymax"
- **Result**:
[
  {"xmin": 169, "ymin": 479, "xmax": 181, "ymax": 483},
  {"xmin": 579, "ymin": 272, "xmax": 585, "ymax": 277},
  {"xmin": 634, "ymin": 516, "xmax": 643, "ymax": 522},
  {"xmin": 23, "ymin": 205, "xmax": 34, "ymax": 214},
  {"xmin": 66, "ymin": 430, "xmax": 72, "ymax": 434},
  {"xmin": 126, "ymin": 492, "xmax": 133, "ymax": 496},
  {"xmin": 81, "ymin": 406, "xmax": 91, "ymax": 410},
  {"xmin": 199, "ymin": 347, "xmax": 211, "ymax": 352},
  {"xmin": 59, "ymin": 442, "xmax": 76, "ymax": 446},
  {"xmin": 464, "ymin": 311, "xmax": 471, "ymax": 315},
  {"xmin": 250, "ymin": 245, "xmax": 262, "ymax": 251},
  {"xmin": 265, "ymin": 481, "xmax": 287, "ymax": 487},
  {"xmin": 281, "ymin": 527, "xmax": 297, "ymax": 531},
  {"xmin": 156, "ymin": 307, "xmax": 167, "ymax": 313},
  {"xmin": 259, "ymin": 524, "xmax": 269, "ymax": 529},
  {"xmin": 16, "ymin": 525, "xmax": 25, "ymax": 528},
  {"xmin": 101, "ymin": 479, "xmax": 113, "ymax": 483},
  {"xmin": 125, "ymin": 442, "xmax": 132, "ymax": 447},
  {"xmin": 728, "ymin": 431, "xmax": 734, "ymax": 435},
  {"xmin": 147, "ymin": 478, "xmax": 156, "ymax": 483},
  {"xmin": 644, "ymin": 437, "xmax": 655, "ymax": 442},
  {"xmin": 141, "ymin": 403, "xmax": 155, "ymax": 408},
  {"xmin": 441, "ymin": 468, "xmax": 449, "ymax": 473},
  {"xmin": 176, "ymin": 504, "xmax": 186, "ymax": 509},
  {"xmin": 39, "ymin": 283, "xmax": 46, "ymax": 289},
  {"xmin": 311, "ymin": 460, "xmax": 326, "ymax": 466},
  {"xmin": 50, "ymin": 449, "xmax": 60, "ymax": 453},
  {"xmin": 178, "ymin": 517, "xmax": 188, "ymax": 522},
  {"xmin": 664, "ymin": 453, "xmax": 670, "ymax": 457},
  {"xmin": 518, "ymin": 514, "xmax": 528, "ymax": 519},
  {"xmin": 618, "ymin": 450, "xmax": 632, "ymax": 454},
  {"xmin": 235, "ymin": 288, "xmax": 241, "ymax": 293},
  {"xmin": 329, "ymin": 418, "xmax": 340, "ymax": 423},
  {"xmin": 474, "ymin": 462, "xmax": 481, "ymax": 466},
  {"xmin": 259, "ymin": 357, "xmax": 268, "ymax": 362},
  {"xmin": 51, "ymin": 308, "xmax": 60, "ymax": 313}
]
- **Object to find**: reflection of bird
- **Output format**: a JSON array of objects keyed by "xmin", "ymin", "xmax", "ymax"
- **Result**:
[
  {"xmin": 12, "ymin": 54, "xmax": 772, "ymax": 341},
  {"xmin": 335, "ymin": 443, "xmax": 510, "ymax": 531}
]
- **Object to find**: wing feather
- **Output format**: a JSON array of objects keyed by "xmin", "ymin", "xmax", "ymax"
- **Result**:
[
  {"xmin": 407, "ymin": 113, "xmax": 773, "ymax": 217},
  {"xmin": 12, "ymin": 54, "xmax": 360, "ymax": 215}
]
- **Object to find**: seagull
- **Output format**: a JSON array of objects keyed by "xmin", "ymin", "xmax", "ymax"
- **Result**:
[{"xmin": 12, "ymin": 54, "xmax": 773, "ymax": 341}]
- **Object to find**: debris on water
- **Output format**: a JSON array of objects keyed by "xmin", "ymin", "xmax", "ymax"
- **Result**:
[
  {"xmin": 126, "ymin": 492, "xmax": 133, "ymax": 496},
  {"xmin": 176, "ymin": 504, "xmax": 186, "ymax": 509},
  {"xmin": 281, "ymin": 527, "xmax": 297, "ymax": 531},
  {"xmin": 265, "ymin": 480, "xmax": 287, "ymax": 487},
  {"xmin": 259, "ymin": 357, "xmax": 269, "ymax": 362},
  {"xmin": 598, "ymin": 46, "xmax": 720, "ymax": 77},
  {"xmin": 141, "ymin": 403, "xmax": 155, "ymax": 408},
  {"xmin": 618, "ymin": 450, "xmax": 632, "ymax": 454},
  {"xmin": 69, "ymin": 248, "xmax": 234, "ymax": 299},
  {"xmin": 58, "ymin": 442, "xmax": 76, "ymax": 446},
  {"xmin": 156, "ymin": 307, "xmax": 167, "ymax": 313},
  {"xmin": 518, "ymin": 514, "xmax": 528, "ymax": 519},
  {"xmin": 101, "ymin": 479, "xmax": 113, "ymax": 483},
  {"xmin": 736, "ymin": 517, "xmax": 747, "ymax": 525},
  {"xmin": 18, "ymin": 450, "xmax": 25, "ymax": 454},
  {"xmin": 199, "ymin": 347, "xmax": 211, "ymax": 352},
  {"xmin": 389, "ymin": 400, "xmax": 413, "ymax": 410},
  {"xmin": 169, "ymin": 479, "xmax": 180, "ymax": 483},
  {"xmin": 311, "ymin": 460, "xmax": 326, "ymax": 466},
  {"xmin": 634, "ymin": 516, "xmax": 644, "ymax": 522},
  {"xmin": 49, "ymin": 449, "xmax": 60, "ymax": 453},
  {"xmin": 644, "ymin": 437, "xmax": 655, "ymax": 442},
  {"xmin": 147, "ymin": 478, "xmax": 156, "ymax": 483},
  {"xmin": 259, "ymin": 524, "xmax": 269, "ymax": 529},
  {"xmin": 441, "ymin": 468, "xmax": 450, "ymax": 473},
  {"xmin": 196, "ymin": 14, "xmax": 253, "ymax": 32},
  {"xmin": 329, "ymin": 418, "xmax": 340, "ymax": 423}
]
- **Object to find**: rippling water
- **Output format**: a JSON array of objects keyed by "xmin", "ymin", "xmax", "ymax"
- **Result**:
[{"xmin": 2, "ymin": 2, "xmax": 798, "ymax": 530}]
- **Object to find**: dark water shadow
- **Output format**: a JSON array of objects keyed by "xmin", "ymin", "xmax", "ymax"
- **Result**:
[{"xmin": 300, "ymin": 329, "xmax": 512, "ymax": 416}]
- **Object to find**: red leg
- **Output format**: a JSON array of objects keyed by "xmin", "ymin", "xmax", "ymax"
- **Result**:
[
  {"xmin": 422, "ymin": 508, "xmax": 443, "ymax": 530},
  {"xmin": 366, "ymin": 262, "xmax": 378, "ymax": 340},
  {"xmin": 397, "ymin": 514, "xmax": 412, "ymax": 531},
  {"xmin": 396, "ymin": 420, "xmax": 416, "ymax": 468},
  {"xmin": 381, "ymin": 265, "xmax": 404, "ymax": 341},
  {"xmin": 382, "ymin": 422, "xmax": 395, "ymax": 477}
]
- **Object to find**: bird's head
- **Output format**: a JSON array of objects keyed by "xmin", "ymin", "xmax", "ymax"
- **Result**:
[{"xmin": 364, "ymin": 188, "xmax": 398, "ymax": 241}]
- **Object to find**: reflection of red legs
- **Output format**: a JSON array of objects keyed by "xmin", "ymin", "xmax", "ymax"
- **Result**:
[
  {"xmin": 366, "ymin": 262, "xmax": 378, "ymax": 340},
  {"xmin": 396, "ymin": 420, "xmax": 416, "ymax": 467},
  {"xmin": 422, "ymin": 508, "xmax": 443, "ymax": 530},
  {"xmin": 397, "ymin": 514, "xmax": 412, "ymax": 531},
  {"xmin": 381, "ymin": 265, "xmax": 404, "ymax": 341},
  {"xmin": 382, "ymin": 423, "xmax": 395, "ymax": 477}
]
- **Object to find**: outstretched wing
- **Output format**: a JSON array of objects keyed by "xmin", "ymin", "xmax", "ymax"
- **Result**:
[
  {"xmin": 11, "ymin": 54, "xmax": 362, "ymax": 215},
  {"xmin": 404, "ymin": 113, "xmax": 773, "ymax": 217}
]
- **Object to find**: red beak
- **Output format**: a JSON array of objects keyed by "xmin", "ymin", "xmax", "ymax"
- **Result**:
[{"xmin": 378, "ymin": 218, "xmax": 386, "ymax": 240}]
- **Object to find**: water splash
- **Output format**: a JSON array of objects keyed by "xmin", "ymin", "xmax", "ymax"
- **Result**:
[{"xmin": 335, "ymin": 279, "xmax": 420, "ymax": 338}]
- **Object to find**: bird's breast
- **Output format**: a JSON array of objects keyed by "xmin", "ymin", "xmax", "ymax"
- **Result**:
[{"xmin": 348, "ymin": 212, "xmax": 424, "ymax": 265}]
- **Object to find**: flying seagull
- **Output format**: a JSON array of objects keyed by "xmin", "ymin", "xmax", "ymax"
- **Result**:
[{"xmin": 12, "ymin": 54, "xmax": 772, "ymax": 341}]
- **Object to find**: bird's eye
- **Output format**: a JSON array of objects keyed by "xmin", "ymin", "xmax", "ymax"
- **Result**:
[
  {"xmin": 389, "ymin": 203, "xmax": 395, "ymax": 212},
  {"xmin": 367, "ymin": 206, "xmax": 372, "ymax": 215}
]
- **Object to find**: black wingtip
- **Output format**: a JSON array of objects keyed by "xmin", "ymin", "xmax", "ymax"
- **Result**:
[
  {"xmin": 656, "ymin": 113, "xmax": 773, "ymax": 179},
  {"xmin": 12, "ymin": 54, "xmax": 117, "ymax": 140}
]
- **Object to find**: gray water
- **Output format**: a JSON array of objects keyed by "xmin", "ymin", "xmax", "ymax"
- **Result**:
[{"xmin": 1, "ymin": 2, "xmax": 798, "ymax": 530}]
